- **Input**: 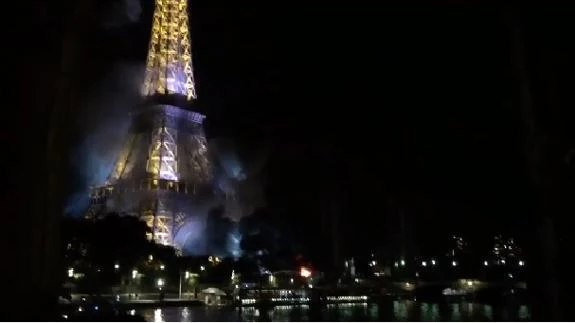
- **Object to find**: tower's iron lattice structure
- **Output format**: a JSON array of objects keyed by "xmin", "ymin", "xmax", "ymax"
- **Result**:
[{"xmin": 87, "ymin": 0, "xmax": 213, "ymax": 253}]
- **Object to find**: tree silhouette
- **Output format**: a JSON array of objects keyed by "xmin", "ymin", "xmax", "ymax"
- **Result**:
[{"xmin": 61, "ymin": 213, "xmax": 178, "ymax": 293}]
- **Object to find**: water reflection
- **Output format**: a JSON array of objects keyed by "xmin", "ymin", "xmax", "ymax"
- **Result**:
[
  {"xmin": 138, "ymin": 300, "xmax": 531, "ymax": 322},
  {"xmin": 181, "ymin": 307, "xmax": 190, "ymax": 322}
]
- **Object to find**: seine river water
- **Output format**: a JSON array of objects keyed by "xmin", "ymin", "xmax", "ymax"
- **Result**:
[{"xmin": 138, "ymin": 300, "xmax": 530, "ymax": 321}]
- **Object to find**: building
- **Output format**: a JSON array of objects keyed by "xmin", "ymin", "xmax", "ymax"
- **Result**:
[
  {"xmin": 86, "ymin": 0, "xmax": 218, "ymax": 255},
  {"xmin": 491, "ymin": 235, "xmax": 522, "ymax": 265}
]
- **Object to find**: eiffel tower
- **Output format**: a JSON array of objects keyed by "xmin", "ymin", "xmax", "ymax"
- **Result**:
[{"xmin": 87, "ymin": 0, "xmax": 214, "ymax": 254}]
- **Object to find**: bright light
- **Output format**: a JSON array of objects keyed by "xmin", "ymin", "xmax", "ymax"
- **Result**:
[
  {"xmin": 160, "ymin": 264, "xmax": 165, "ymax": 270},
  {"xmin": 519, "ymin": 260, "xmax": 524, "ymax": 266},
  {"xmin": 114, "ymin": 263, "xmax": 120, "ymax": 269},
  {"xmin": 290, "ymin": 278, "xmax": 294, "ymax": 284},
  {"xmin": 501, "ymin": 259, "xmax": 506, "ymax": 264},
  {"xmin": 421, "ymin": 261, "xmax": 427, "ymax": 267},
  {"xmin": 200, "ymin": 266, "xmax": 205, "ymax": 271},
  {"xmin": 400, "ymin": 260, "xmax": 405, "ymax": 266},
  {"xmin": 308, "ymin": 284, "xmax": 313, "ymax": 288},
  {"xmin": 147, "ymin": 126, "xmax": 179, "ymax": 181},
  {"xmin": 452, "ymin": 261, "xmax": 457, "ymax": 267},
  {"xmin": 467, "ymin": 281, "xmax": 473, "ymax": 287},
  {"xmin": 132, "ymin": 270, "xmax": 138, "ymax": 279},
  {"xmin": 143, "ymin": 0, "xmax": 197, "ymax": 101},
  {"xmin": 371, "ymin": 260, "xmax": 377, "ymax": 266},
  {"xmin": 157, "ymin": 278, "xmax": 164, "ymax": 287},
  {"xmin": 354, "ymin": 278, "xmax": 359, "ymax": 283},
  {"xmin": 154, "ymin": 308, "xmax": 162, "ymax": 322},
  {"xmin": 484, "ymin": 261, "xmax": 488, "ymax": 266},
  {"xmin": 149, "ymin": 255, "xmax": 154, "ymax": 261},
  {"xmin": 269, "ymin": 275, "xmax": 275, "ymax": 283},
  {"xmin": 185, "ymin": 271, "xmax": 190, "ymax": 279},
  {"xmin": 394, "ymin": 261, "xmax": 399, "ymax": 267},
  {"xmin": 300, "ymin": 267, "xmax": 312, "ymax": 278},
  {"xmin": 431, "ymin": 259, "xmax": 436, "ymax": 265},
  {"xmin": 67, "ymin": 268, "xmax": 74, "ymax": 278}
]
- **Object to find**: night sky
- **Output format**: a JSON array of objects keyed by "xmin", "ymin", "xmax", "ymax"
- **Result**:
[
  {"xmin": 190, "ymin": 3, "xmax": 524, "ymax": 248},
  {"xmin": 18, "ymin": 1, "xmax": 575, "ymax": 258}
]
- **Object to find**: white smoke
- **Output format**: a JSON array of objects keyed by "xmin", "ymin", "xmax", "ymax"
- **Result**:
[
  {"xmin": 101, "ymin": 0, "xmax": 143, "ymax": 30},
  {"xmin": 65, "ymin": 63, "xmax": 144, "ymax": 217},
  {"xmin": 209, "ymin": 137, "xmax": 268, "ymax": 222}
]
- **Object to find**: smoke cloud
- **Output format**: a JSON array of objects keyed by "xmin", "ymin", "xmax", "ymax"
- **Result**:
[
  {"xmin": 63, "ymin": 62, "xmax": 267, "ymax": 256},
  {"xmin": 209, "ymin": 138, "xmax": 268, "ymax": 221},
  {"xmin": 100, "ymin": 0, "xmax": 142, "ymax": 30},
  {"xmin": 64, "ymin": 62, "xmax": 143, "ymax": 217}
]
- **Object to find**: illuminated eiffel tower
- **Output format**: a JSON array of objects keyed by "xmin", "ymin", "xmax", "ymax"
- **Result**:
[{"xmin": 87, "ymin": 0, "xmax": 214, "ymax": 254}]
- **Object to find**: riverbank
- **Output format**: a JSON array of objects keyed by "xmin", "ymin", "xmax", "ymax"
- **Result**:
[{"xmin": 60, "ymin": 298, "xmax": 204, "ymax": 311}]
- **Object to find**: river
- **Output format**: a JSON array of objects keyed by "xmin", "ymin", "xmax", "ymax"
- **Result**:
[{"xmin": 138, "ymin": 300, "xmax": 530, "ymax": 321}]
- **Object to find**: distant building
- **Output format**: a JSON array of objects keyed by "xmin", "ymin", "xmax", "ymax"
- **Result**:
[{"xmin": 491, "ymin": 235, "xmax": 522, "ymax": 265}]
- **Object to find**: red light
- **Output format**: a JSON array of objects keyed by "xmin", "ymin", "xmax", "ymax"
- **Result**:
[{"xmin": 300, "ymin": 267, "xmax": 311, "ymax": 278}]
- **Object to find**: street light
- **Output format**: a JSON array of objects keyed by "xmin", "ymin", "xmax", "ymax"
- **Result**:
[
  {"xmin": 269, "ymin": 274, "xmax": 275, "ymax": 285},
  {"xmin": 157, "ymin": 278, "xmax": 165, "ymax": 302},
  {"xmin": 132, "ymin": 269, "xmax": 138, "ymax": 279}
]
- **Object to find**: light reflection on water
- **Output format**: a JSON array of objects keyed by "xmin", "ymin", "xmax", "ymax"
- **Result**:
[{"xmin": 139, "ymin": 301, "xmax": 530, "ymax": 322}]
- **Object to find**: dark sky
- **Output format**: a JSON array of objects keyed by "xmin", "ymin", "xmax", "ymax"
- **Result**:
[
  {"xmin": 189, "ymin": 4, "xmax": 522, "ymax": 243},
  {"xmin": 17, "ymin": 1, "xmax": 575, "ymax": 258},
  {"xmin": 185, "ymin": 3, "xmax": 573, "ymax": 255}
]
